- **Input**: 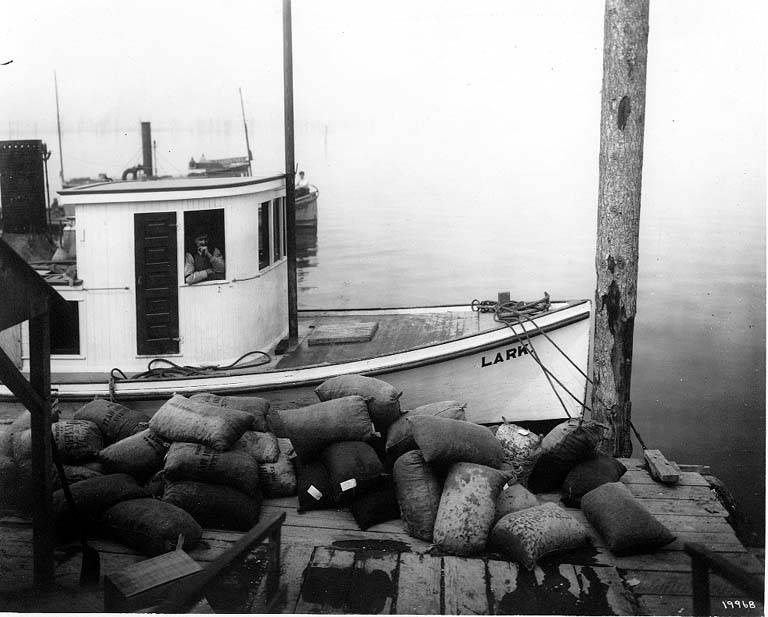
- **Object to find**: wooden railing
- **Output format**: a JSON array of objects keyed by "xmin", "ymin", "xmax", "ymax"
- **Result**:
[
  {"xmin": 684, "ymin": 542, "xmax": 764, "ymax": 616},
  {"xmin": 159, "ymin": 511, "xmax": 286, "ymax": 613}
]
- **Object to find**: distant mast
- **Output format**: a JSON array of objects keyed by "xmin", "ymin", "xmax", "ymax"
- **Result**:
[
  {"xmin": 53, "ymin": 71, "xmax": 64, "ymax": 184},
  {"xmin": 239, "ymin": 88, "xmax": 253, "ymax": 177}
]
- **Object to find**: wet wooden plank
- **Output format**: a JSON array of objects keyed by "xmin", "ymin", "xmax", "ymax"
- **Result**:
[
  {"xmin": 486, "ymin": 559, "xmax": 519, "ymax": 615},
  {"xmin": 443, "ymin": 555, "xmax": 489, "ymax": 614},
  {"xmin": 268, "ymin": 542, "xmax": 316, "ymax": 614},
  {"xmin": 568, "ymin": 509, "xmax": 733, "ymax": 534},
  {"xmin": 571, "ymin": 547, "xmax": 764, "ymax": 574},
  {"xmin": 278, "ymin": 524, "xmax": 432, "ymax": 553},
  {"xmin": 573, "ymin": 565, "xmax": 637, "ymax": 615},
  {"xmin": 294, "ymin": 547, "xmax": 355, "ymax": 614},
  {"xmin": 623, "ymin": 483, "xmax": 714, "ymax": 501},
  {"xmin": 344, "ymin": 551, "xmax": 398, "ymax": 614},
  {"xmin": 628, "ymin": 497, "xmax": 727, "ymax": 517},
  {"xmin": 541, "ymin": 493, "xmax": 727, "ymax": 517},
  {"xmin": 262, "ymin": 504, "xmax": 407, "ymax": 534},
  {"xmin": 625, "ymin": 569, "xmax": 765, "ymax": 598},
  {"xmin": 394, "ymin": 552, "xmax": 442, "ymax": 615},
  {"xmin": 638, "ymin": 594, "xmax": 764, "ymax": 616},
  {"xmin": 622, "ymin": 469, "xmax": 709, "ymax": 487}
]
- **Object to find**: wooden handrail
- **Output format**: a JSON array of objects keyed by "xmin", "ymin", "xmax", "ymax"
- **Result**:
[
  {"xmin": 684, "ymin": 542, "xmax": 764, "ymax": 616},
  {"xmin": 158, "ymin": 511, "xmax": 286, "ymax": 613}
]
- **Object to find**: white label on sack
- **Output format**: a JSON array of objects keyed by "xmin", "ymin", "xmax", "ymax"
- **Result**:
[
  {"xmin": 340, "ymin": 478, "xmax": 357, "ymax": 492},
  {"xmin": 371, "ymin": 423, "xmax": 381, "ymax": 438},
  {"xmin": 517, "ymin": 428, "xmax": 530, "ymax": 436},
  {"xmin": 503, "ymin": 482, "xmax": 510, "ymax": 491},
  {"xmin": 307, "ymin": 485, "xmax": 323, "ymax": 501}
]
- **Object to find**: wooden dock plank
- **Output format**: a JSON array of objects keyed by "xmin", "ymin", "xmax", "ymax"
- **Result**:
[
  {"xmin": 644, "ymin": 449, "xmax": 681, "ymax": 484},
  {"xmin": 623, "ymin": 483, "xmax": 714, "ymax": 501},
  {"xmin": 394, "ymin": 552, "xmax": 442, "ymax": 615},
  {"xmin": 572, "ymin": 565, "xmax": 637, "ymax": 616},
  {"xmin": 625, "ymin": 569, "xmax": 765, "ymax": 598},
  {"xmin": 567, "ymin": 509, "xmax": 733, "ymax": 534},
  {"xmin": 540, "ymin": 493, "xmax": 727, "ymax": 517},
  {"xmin": 344, "ymin": 551, "xmax": 399, "ymax": 614},
  {"xmin": 486, "ymin": 559, "xmax": 520, "ymax": 615},
  {"xmin": 621, "ymin": 469, "xmax": 709, "ymax": 487},
  {"xmin": 270, "ymin": 542, "xmax": 316, "ymax": 614},
  {"xmin": 278, "ymin": 524, "xmax": 432, "ymax": 554},
  {"xmin": 443, "ymin": 556, "xmax": 489, "ymax": 614},
  {"xmin": 577, "ymin": 547, "xmax": 764, "ymax": 574},
  {"xmin": 294, "ymin": 547, "xmax": 356, "ymax": 614},
  {"xmin": 638, "ymin": 594, "xmax": 764, "ymax": 616}
]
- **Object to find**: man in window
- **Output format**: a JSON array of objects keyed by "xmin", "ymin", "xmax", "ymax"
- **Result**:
[{"xmin": 184, "ymin": 231, "xmax": 225, "ymax": 284}]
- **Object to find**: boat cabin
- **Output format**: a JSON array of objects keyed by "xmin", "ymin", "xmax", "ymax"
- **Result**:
[{"xmin": 20, "ymin": 176, "xmax": 289, "ymax": 374}]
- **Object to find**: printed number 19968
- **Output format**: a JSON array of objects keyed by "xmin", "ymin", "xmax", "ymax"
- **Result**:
[{"xmin": 721, "ymin": 600, "xmax": 757, "ymax": 609}]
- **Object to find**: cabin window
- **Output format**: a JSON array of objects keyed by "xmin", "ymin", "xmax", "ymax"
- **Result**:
[
  {"xmin": 282, "ymin": 199, "xmax": 287, "ymax": 258},
  {"xmin": 50, "ymin": 301, "xmax": 80, "ymax": 355},
  {"xmin": 183, "ymin": 209, "xmax": 226, "ymax": 283},
  {"xmin": 259, "ymin": 201, "xmax": 271, "ymax": 270},
  {"xmin": 273, "ymin": 198, "xmax": 282, "ymax": 262}
]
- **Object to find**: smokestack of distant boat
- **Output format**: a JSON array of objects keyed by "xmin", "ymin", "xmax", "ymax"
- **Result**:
[{"xmin": 122, "ymin": 121, "xmax": 154, "ymax": 180}]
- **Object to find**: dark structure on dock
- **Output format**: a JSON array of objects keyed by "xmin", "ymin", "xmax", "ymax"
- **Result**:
[
  {"xmin": 0, "ymin": 238, "xmax": 70, "ymax": 587},
  {"xmin": 0, "ymin": 140, "xmax": 49, "ymax": 233}
]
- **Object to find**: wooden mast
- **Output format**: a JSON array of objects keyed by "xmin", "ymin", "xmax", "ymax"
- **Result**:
[
  {"xmin": 54, "ymin": 71, "xmax": 64, "ymax": 184},
  {"xmin": 283, "ymin": 0, "xmax": 298, "ymax": 346},
  {"xmin": 239, "ymin": 87, "xmax": 253, "ymax": 177},
  {"xmin": 590, "ymin": 0, "xmax": 650, "ymax": 457}
]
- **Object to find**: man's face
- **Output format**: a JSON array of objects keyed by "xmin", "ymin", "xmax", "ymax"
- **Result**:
[{"xmin": 195, "ymin": 236, "xmax": 208, "ymax": 252}]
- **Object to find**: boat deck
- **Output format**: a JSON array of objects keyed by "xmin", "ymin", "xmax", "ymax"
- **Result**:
[
  {"xmin": 0, "ymin": 459, "xmax": 762, "ymax": 614},
  {"xmin": 277, "ymin": 308, "xmax": 500, "ymax": 369}
]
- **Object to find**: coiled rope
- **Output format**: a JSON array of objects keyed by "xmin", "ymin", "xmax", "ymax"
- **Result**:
[{"xmin": 108, "ymin": 350, "xmax": 272, "ymax": 400}]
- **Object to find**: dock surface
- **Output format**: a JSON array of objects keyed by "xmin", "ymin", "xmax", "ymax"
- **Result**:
[{"xmin": 0, "ymin": 459, "xmax": 763, "ymax": 614}]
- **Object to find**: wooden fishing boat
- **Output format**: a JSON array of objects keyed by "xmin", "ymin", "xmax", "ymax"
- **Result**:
[{"xmin": 0, "ymin": 175, "xmax": 590, "ymax": 423}]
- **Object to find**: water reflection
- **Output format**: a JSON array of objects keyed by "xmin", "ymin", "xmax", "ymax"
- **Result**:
[{"xmin": 296, "ymin": 221, "xmax": 318, "ymax": 291}]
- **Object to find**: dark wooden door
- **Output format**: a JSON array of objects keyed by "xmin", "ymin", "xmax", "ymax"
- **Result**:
[{"xmin": 134, "ymin": 212, "xmax": 179, "ymax": 355}]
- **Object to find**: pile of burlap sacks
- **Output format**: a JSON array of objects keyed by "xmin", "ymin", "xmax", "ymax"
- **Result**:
[{"xmin": 0, "ymin": 373, "xmax": 675, "ymax": 564}]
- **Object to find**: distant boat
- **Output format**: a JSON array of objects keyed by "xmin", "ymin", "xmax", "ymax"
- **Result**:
[
  {"xmin": 0, "ymin": 175, "xmax": 590, "ymax": 425},
  {"xmin": 295, "ymin": 184, "xmax": 319, "ymax": 227},
  {"xmin": 188, "ymin": 155, "xmax": 250, "ymax": 177}
]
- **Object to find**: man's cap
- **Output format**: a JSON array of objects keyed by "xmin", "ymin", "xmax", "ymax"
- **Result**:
[{"xmin": 192, "ymin": 230, "xmax": 208, "ymax": 241}]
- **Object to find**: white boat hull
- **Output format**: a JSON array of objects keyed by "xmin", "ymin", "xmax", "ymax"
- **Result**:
[{"xmin": 0, "ymin": 301, "xmax": 591, "ymax": 424}]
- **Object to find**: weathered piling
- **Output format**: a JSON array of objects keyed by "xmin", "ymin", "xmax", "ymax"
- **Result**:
[
  {"xmin": 591, "ymin": 0, "xmax": 650, "ymax": 457},
  {"xmin": 283, "ymin": 0, "xmax": 299, "ymax": 346}
]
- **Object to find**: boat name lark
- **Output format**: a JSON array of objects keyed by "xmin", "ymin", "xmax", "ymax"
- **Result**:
[{"xmin": 480, "ymin": 344, "xmax": 530, "ymax": 368}]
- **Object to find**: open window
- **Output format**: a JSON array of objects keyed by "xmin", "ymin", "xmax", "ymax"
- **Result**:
[
  {"xmin": 184, "ymin": 209, "xmax": 226, "ymax": 284},
  {"xmin": 50, "ymin": 300, "xmax": 80, "ymax": 355}
]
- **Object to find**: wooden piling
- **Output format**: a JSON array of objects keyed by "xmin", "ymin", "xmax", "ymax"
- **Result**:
[
  {"xmin": 283, "ymin": 0, "xmax": 298, "ymax": 346},
  {"xmin": 591, "ymin": 0, "xmax": 650, "ymax": 457}
]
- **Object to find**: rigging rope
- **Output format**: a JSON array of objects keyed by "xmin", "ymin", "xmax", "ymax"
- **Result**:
[
  {"xmin": 473, "ymin": 292, "xmax": 587, "ymax": 419},
  {"xmin": 475, "ymin": 293, "xmax": 651, "ymax": 449}
]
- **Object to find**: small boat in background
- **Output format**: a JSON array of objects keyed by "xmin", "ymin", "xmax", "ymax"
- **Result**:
[
  {"xmin": 295, "ymin": 184, "xmax": 319, "ymax": 227},
  {"xmin": 188, "ymin": 155, "xmax": 250, "ymax": 177}
]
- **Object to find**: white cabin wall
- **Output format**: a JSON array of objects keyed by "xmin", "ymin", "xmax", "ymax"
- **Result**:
[{"xmin": 44, "ymin": 184, "xmax": 287, "ymax": 373}]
